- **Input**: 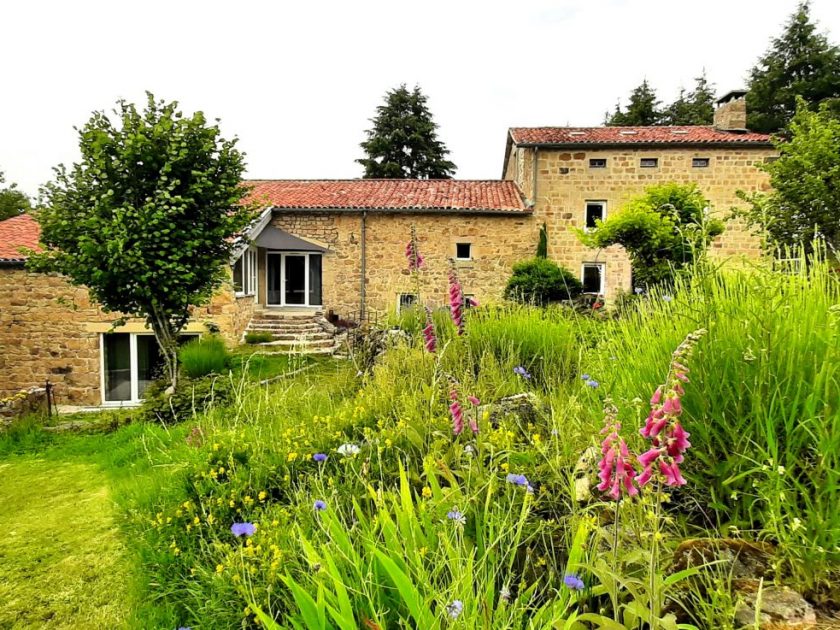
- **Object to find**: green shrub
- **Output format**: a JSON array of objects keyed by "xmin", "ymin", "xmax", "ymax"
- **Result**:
[
  {"xmin": 504, "ymin": 257, "xmax": 582, "ymax": 305},
  {"xmin": 244, "ymin": 331, "xmax": 274, "ymax": 345},
  {"xmin": 140, "ymin": 375, "xmax": 233, "ymax": 424},
  {"xmin": 179, "ymin": 336, "xmax": 230, "ymax": 378}
]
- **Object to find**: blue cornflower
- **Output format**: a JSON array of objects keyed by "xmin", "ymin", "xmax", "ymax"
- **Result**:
[
  {"xmin": 313, "ymin": 453, "xmax": 328, "ymax": 463},
  {"xmin": 580, "ymin": 373, "xmax": 590, "ymax": 381},
  {"xmin": 634, "ymin": 287, "xmax": 644, "ymax": 295},
  {"xmin": 505, "ymin": 473, "xmax": 529, "ymax": 487},
  {"xmin": 314, "ymin": 500, "xmax": 327, "ymax": 511},
  {"xmin": 585, "ymin": 379, "xmax": 599, "ymax": 388},
  {"xmin": 563, "ymin": 573, "xmax": 585, "ymax": 590},
  {"xmin": 230, "ymin": 522, "xmax": 256, "ymax": 537},
  {"xmin": 178, "ymin": 627, "xmax": 192, "ymax": 630},
  {"xmin": 513, "ymin": 366, "xmax": 531, "ymax": 379},
  {"xmin": 446, "ymin": 599, "xmax": 464, "ymax": 619},
  {"xmin": 447, "ymin": 508, "xmax": 466, "ymax": 526}
]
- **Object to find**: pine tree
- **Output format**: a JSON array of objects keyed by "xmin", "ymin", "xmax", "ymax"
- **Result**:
[
  {"xmin": 663, "ymin": 73, "xmax": 716, "ymax": 125},
  {"xmin": 606, "ymin": 80, "xmax": 662, "ymax": 126},
  {"xmin": 357, "ymin": 85, "xmax": 456, "ymax": 179},
  {"xmin": 746, "ymin": 1, "xmax": 840, "ymax": 133}
]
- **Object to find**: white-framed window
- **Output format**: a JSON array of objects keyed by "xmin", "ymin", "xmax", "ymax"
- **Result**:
[
  {"xmin": 397, "ymin": 293, "xmax": 418, "ymax": 313},
  {"xmin": 640, "ymin": 157, "xmax": 659, "ymax": 168},
  {"xmin": 589, "ymin": 158, "xmax": 607, "ymax": 169},
  {"xmin": 233, "ymin": 246, "xmax": 258, "ymax": 296},
  {"xmin": 581, "ymin": 263, "xmax": 605, "ymax": 295},
  {"xmin": 100, "ymin": 332, "xmax": 197, "ymax": 405},
  {"xmin": 584, "ymin": 201, "xmax": 607, "ymax": 230},
  {"xmin": 455, "ymin": 242, "xmax": 472, "ymax": 260},
  {"xmin": 692, "ymin": 157, "xmax": 710, "ymax": 168}
]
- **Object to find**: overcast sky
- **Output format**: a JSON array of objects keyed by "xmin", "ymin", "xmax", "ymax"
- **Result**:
[{"xmin": 2, "ymin": 0, "xmax": 839, "ymax": 197}]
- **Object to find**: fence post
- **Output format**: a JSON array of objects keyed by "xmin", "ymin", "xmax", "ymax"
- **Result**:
[{"xmin": 45, "ymin": 379, "xmax": 52, "ymax": 418}]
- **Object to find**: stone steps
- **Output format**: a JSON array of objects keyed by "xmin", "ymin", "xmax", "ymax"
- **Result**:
[{"xmin": 244, "ymin": 311, "xmax": 339, "ymax": 355}]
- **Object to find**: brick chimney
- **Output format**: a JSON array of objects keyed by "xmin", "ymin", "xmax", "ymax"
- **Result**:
[{"xmin": 714, "ymin": 90, "xmax": 748, "ymax": 131}]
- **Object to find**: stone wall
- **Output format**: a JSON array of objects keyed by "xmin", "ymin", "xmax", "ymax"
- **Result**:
[
  {"xmin": 0, "ymin": 268, "xmax": 249, "ymax": 405},
  {"xmin": 505, "ymin": 144, "xmax": 777, "ymax": 298},
  {"xmin": 271, "ymin": 212, "xmax": 537, "ymax": 320}
]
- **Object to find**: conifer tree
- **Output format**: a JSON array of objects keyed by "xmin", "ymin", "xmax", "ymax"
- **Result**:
[
  {"xmin": 746, "ymin": 1, "xmax": 840, "ymax": 133},
  {"xmin": 662, "ymin": 73, "xmax": 716, "ymax": 125},
  {"xmin": 605, "ymin": 80, "xmax": 661, "ymax": 126},
  {"xmin": 357, "ymin": 85, "xmax": 456, "ymax": 179}
]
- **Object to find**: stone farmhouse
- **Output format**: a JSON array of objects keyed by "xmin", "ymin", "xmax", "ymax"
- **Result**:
[{"xmin": 0, "ymin": 91, "xmax": 776, "ymax": 407}]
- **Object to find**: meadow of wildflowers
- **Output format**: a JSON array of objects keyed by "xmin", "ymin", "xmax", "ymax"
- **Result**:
[{"xmin": 13, "ymin": 243, "xmax": 835, "ymax": 628}]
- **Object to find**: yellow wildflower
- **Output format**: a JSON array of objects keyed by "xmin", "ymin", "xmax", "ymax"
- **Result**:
[{"xmin": 422, "ymin": 486, "xmax": 432, "ymax": 499}]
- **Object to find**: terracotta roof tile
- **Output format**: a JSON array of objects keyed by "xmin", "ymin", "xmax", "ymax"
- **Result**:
[
  {"xmin": 243, "ymin": 180, "xmax": 529, "ymax": 213},
  {"xmin": 509, "ymin": 126, "xmax": 772, "ymax": 146},
  {"xmin": 0, "ymin": 214, "xmax": 41, "ymax": 261}
]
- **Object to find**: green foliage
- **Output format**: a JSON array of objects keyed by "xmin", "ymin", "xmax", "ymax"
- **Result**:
[
  {"xmin": 536, "ymin": 222, "xmax": 548, "ymax": 258},
  {"xmin": 140, "ymin": 374, "xmax": 233, "ymax": 424},
  {"xmin": 737, "ymin": 101, "xmax": 840, "ymax": 253},
  {"xmin": 504, "ymin": 257, "xmax": 582, "ymax": 305},
  {"xmin": 178, "ymin": 335, "xmax": 230, "ymax": 378},
  {"xmin": 606, "ymin": 79, "xmax": 661, "ymax": 126},
  {"xmin": 0, "ymin": 170, "xmax": 31, "ymax": 221},
  {"xmin": 30, "ymin": 93, "xmax": 252, "ymax": 392},
  {"xmin": 746, "ymin": 1, "xmax": 840, "ymax": 133},
  {"xmin": 661, "ymin": 72, "xmax": 716, "ymax": 125},
  {"xmin": 579, "ymin": 182, "xmax": 723, "ymax": 287},
  {"xmin": 244, "ymin": 331, "xmax": 274, "ymax": 344},
  {"xmin": 357, "ymin": 84, "xmax": 457, "ymax": 179},
  {"xmin": 607, "ymin": 74, "xmax": 716, "ymax": 127}
]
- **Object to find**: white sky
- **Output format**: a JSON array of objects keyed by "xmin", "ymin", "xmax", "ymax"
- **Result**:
[{"xmin": 2, "ymin": 0, "xmax": 838, "ymax": 197}]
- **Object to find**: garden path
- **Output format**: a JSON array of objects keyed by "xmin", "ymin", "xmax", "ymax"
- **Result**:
[{"xmin": 0, "ymin": 457, "xmax": 131, "ymax": 628}]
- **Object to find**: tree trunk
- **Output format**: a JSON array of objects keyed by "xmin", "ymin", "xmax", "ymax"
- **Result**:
[{"xmin": 148, "ymin": 305, "xmax": 179, "ymax": 395}]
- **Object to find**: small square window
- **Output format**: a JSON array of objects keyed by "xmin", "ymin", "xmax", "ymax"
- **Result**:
[
  {"xmin": 589, "ymin": 158, "xmax": 607, "ymax": 169},
  {"xmin": 640, "ymin": 158, "xmax": 658, "ymax": 168},
  {"xmin": 692, "ymin": 157, "xmax": 710, "ymax": 168},
  {"xmin": 455, "ymin": 242, "xmax": 472, "ymax": 260},
  {"xmin": 585, "ymin": 201, "xmax": 606, "ymax": 230},
  {"xmin": 581, "ymin": 263, "xmax": 604, "ymax": 294},
  {"xmin": 398, "ymin": 293, "xmax": 418, "ymax": 313}
]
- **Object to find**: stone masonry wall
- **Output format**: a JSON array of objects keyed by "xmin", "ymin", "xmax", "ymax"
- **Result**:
[
  {"xmin": 271, "ymin": 212, "xmax": 537, "ymax": 320},
  {"xmin": 0, "ymin": 268, "xmax": 249, "ymax": 406},
  {"xmin": 506, "ymin": 145, "xmax": 777, "ymax": 298}
]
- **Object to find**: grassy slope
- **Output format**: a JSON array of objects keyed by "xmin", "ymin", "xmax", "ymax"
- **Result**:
[{"xmin": 0, "ymin": 457, "xmax": 131, "ymax": 628}]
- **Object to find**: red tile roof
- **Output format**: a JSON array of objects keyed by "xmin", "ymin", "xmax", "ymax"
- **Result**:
[
  {"xmin": 509, "ymin": 126, "xmax": 772, "ymax": 146},
  {"xmin": 0, "ymin": 214, "xmax": 41, "ymax": 262},
  {"xmin": 243, "ymin": 180, "xmax": 529, "ymax": 213}
]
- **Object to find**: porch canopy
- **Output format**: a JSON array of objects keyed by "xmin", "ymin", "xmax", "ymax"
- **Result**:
[{"xmin": 255, "ymin": 225, "xmax": 327, "ymax": 252}]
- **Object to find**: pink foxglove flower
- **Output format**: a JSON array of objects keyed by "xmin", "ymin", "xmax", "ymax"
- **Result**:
[
  {"xmin": 448, "ymin": 266, "xmax": 465, "ymax": 335},
  {"xmin": 422, "ymin": 307, "xmax": 437, "ymax": 353},
  {"xmin": 637, "ymin": 329, "xmax": 706, "ymax": 488},
  {"xmin": 449, "ymin": 389, "xmax": 464, "ymax": 435},
  {"xmin": 405, "ymin": 225, "xmax": 424, "ymax": 272},
  {"xmin": 467, "ymin": 395, "xmax": 480, "ymax": 406},
  {"xmin": 596, "ymin": 401, "xmax": 638, "ymax": 500}
]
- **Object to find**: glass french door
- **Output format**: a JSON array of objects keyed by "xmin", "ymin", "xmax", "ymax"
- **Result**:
[{"xmin": 266, "ymin": 252, "xmax": 322, "ymax": 306}]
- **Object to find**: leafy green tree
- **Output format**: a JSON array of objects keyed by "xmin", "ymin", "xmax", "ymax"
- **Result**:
[
  {"xmin": 605, "ymin": 80, "xmax": 662, "ymax": 126},
  {"xmin": 746, "ymin": 1, "xmax": 840, "ymax": 133},
  {"xmin": 737, "ymin": 100, "xmax": 840, "ymax": 253},
  {"xmin": 578, "ymin": 183, "xmax": 723, "ymax": 287},
  {"xmin": 0, "ymin": 171, "xmax": 31, "ymax": 220},
  {"xmin": 30, "ymin": 94, "xmax": 252, "ymax": 393},
  {"xmin": 662, "ymin": 73, "xmax": 717, "ymax": 125},
  {"xmin": 504, "ymin": 258, "xmax": 582, "ymax": 305},
  {"xmin": 357, "ymin": 84, "xmax": 456, "ymax": 178}
]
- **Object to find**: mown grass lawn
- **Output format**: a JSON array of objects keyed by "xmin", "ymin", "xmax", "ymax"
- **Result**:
[{"xmin": 0, "ymin": 457, "xmax": 131, "ymax": 628}]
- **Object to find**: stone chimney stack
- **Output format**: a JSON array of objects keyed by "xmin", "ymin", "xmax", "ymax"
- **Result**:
[{"xmin": 714, "ymin": 90, "xmax": 748, "ymax": 131}]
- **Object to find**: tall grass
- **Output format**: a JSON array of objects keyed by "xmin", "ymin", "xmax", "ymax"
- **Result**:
[{"xmin": 179, "ymin": 335, "xmax": 230, "ymax": 378}]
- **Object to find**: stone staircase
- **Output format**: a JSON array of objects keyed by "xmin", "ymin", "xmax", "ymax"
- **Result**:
[{"xmin": 244, "ymin": 310, "xmax": 342, "ymax": 355}]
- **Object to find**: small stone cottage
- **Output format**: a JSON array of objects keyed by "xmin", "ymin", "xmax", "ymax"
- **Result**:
[{"xmin": 0, "ymin": 91, "xmax": 776, "ymax": 407}]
